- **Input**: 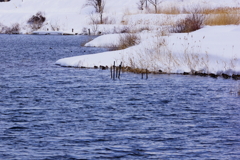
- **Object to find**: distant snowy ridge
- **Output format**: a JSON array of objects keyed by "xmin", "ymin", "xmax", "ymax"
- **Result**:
[{"xmin": 0, "ymin": 0, "xmax": 240, "ymax": 33}]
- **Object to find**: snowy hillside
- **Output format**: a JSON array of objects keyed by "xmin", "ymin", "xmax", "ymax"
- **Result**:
[
  {"xmin": 1, "ymin": 0, "xmax": 240, "ymax": 77},
  {"xmin": 0, "ymin": 0, "xmax": 239, "ymax": 33}
]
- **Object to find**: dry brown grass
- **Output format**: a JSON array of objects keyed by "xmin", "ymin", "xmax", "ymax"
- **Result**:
[
  {"xmin": 157, "ymin": 6, "xmax": 182, "ymax": 14},
  {"xmin": 155, "ymin": 5, "xmax": 240, "ymax": 25},
  {"xmin": 201, "ymin": 7, "xmax": 240, "ymax": 25},
  {"xmin": 110, "ymin": 33, "xmax": 140, "ymax": 50},
  {"xmin": 201, "ymin": 7, "xmax": 240, "ymax": 14},
  {"xmin": 205, "ymin": 13, "xmax": 240, "ymax": 25},
  {"xmin": 118, "ymin": 33, "xmax": 140, "ymax": 50}
]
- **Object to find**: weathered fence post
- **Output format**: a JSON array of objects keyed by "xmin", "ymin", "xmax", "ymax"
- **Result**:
[
  {"xmin": 116, "ymin": 67, "xmax": 118, "ymax": 78},
  {"xmin": 88, "ymin": 29, "xmax": 91, "ymax": 35},
  {"xmin": 146, "ymin": 69, "xmax": 148, "ymax": 80},
  {"xmin": 113, "ymin": 61, "xmax": 115, "ymax": 80},
  {"xmin": 118, "ymin": 62, "xmax": 122, "ymax": 79},
  {"xmin": 110, "ymin": 66, "xmax": 112, "ymax": 79}
]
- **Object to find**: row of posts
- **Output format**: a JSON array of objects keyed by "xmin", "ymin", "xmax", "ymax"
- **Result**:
[
  {"xmin": 110, "ymin": 61, "xmax": 148, "ymax": 80},
  {"xmin": 110, "ymin": 61, "xmax": 122, "ymax": 80}
]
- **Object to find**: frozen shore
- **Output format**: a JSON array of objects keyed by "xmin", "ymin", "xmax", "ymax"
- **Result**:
[
  {"xmin": 1, "ymin": 0, "xmax": 240, "ymax": 77},
  {"xmin": 56, "ymin": 25, "xmax": 240, "ymax": 77}
]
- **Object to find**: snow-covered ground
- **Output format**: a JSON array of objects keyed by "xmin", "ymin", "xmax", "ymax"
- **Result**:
[
  {"xmin": 1, "ymin": 0, "xmax": 240, "ymax": 76},
  {"xmin": 56, "ymin": 25, "xmax": 240, "ymax": 75}
]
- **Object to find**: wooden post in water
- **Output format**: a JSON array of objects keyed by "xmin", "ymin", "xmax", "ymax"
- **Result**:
[
  {"xmin": 118, "ymin": 62, "xmax": 122, "ymax": 79},
  {"xmin": 110, "ymin": 66, "xmax": 112, "ymax": 79},
  {"xmin": 88, "ymin": 29, "xmax": 91, "ymax": 35},
  {"xmin": 116, "ymin": 67, "xmax": 118, "ymax": 78},
  {"xmin": 113, "ymin": 61, "xmax": 115, "ymax": 80},
  {"xmin": 146, "ymin": 69, "xmax": 148, "ymax": 80}
]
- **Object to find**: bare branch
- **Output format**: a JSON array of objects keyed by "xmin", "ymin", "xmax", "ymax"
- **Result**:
[
  {"xmin": 85, "ymin": 0, "xmax": 105, "ymax": 24},
  {"xmin": 148, "ymin": 0, "xmax": 162, "ymax": 13},
  {"xmin": 137, "ymin": 0, "xmax": 146, "ymax": 10}
]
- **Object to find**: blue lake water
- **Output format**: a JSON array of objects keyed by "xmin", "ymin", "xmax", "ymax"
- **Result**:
[{"xmin": 0, "ymin": 35, "xmax": 240, "ymax": 159}]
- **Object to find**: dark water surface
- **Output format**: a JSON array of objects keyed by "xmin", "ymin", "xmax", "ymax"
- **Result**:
[{"xmin": 0, "ymin": 35, "xmax": 240, "ymax": 160}]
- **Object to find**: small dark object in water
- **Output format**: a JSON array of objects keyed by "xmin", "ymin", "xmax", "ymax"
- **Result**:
[
  {"xmin": 199, "ymin": 73, "xmax": 208, "ymax": 77},
  {"xmin": 222, "ymin": 73, "xmax": 230, "ymax": 79},
  {"xmin": 94, "ymin": 66, "xmax": 98, "ymax": 69},
  {"xmin": 209, "ymin": 73, "xmax": 218, "ymax": 78},
  {"xmin": 100, "ymin": 65, "xmax": 107, "ymax": 70},
  {"xmin": 194, "ymin": 71, "xmax": 207, "ymax": 76},
  {"xmin": 232, "ymin": 74, "xmax": 240, "ymax": 80}
]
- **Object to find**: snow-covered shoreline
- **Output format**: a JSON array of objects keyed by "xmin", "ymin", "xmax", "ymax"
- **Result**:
[
  {"xmin": 1, "ymin": 0, "xmax": 240, "ymax": 77},
  {"xmin": 56, "ymin": 25, "xmax": 240, "ymax": 77}
]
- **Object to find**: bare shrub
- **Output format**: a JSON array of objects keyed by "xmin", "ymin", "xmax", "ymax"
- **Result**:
[
  {"xmin": 89, "ymin": 13, "xmax": 99, "ymax": 35},
  {"xmin": 120, "ymin": 26, "xmax": 130, "ymax": 33},
  {"xmin": 85, "ymin": 0, "xmax": 105, "ymax": 24},
  {"xmin": 117, "ymin": 33, "xmax": 140, "ymax": 50},
  {"xmin": 102, "ymin": 16, "xmax": 116, "ymax": 24},
  {"xmin": 137, "ymin": 26, "xmax": 150, "ymax": 32},
  {"xmin": 137, "ymin": 0, "xmax": 147, "ymax": 10},
  {"xmin": 0, "ymin": 23, "xmax": 6, "ymax": 33},
  {"xmin": 0, "ymin": 23, "xmax": 20, "ymax": 34},
  {"xmin": 82, "ymin": 27, "xmax": 88, "ymax": 35},
  {"xmin": 8, "ymin": 23, "xmax": 20, "ymax": 34},
  {"xmin": 27, "ymin": 11, "xmax": 46, "ymax": 31},
  {"xmin": 171, "ymin": 12, "xmax": 205, "ymax": 33},
  {"xmin": 148, "ymin": 0, "xmax": 162, "ymax": 13},
  {"xmin": 49, "ymin": 21, "xmax": 60, "ymax": 31}
]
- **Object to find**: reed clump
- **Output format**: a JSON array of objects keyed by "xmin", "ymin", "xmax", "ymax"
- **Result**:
[
  {"xmin": 117, "ymin": 33, "xmax": 140, "ymax": 50},
  {"xmin": 205, "ymin": 13, "xmax": 240, "ymax": 25},
  {"xmin": 157, "ymin": 6, "xmax": 182, "ymax": 14},
  {"xmin": 171, "ymin": 12, "xmax": 205, "ymax": 33},
  {"xmin": 202, "ymin": 7, "xmax": 240, "ymax": 25},
  {"xmin": 121, "ymin": 66, "xmax": 151, "ymax": 74}
]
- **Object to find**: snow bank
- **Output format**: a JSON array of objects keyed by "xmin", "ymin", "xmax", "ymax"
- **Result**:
[{"xmin": 56, "ymin": 25, "xmax": 240, "ymax": 75}]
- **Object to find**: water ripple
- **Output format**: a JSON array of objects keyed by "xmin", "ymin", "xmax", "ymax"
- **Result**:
[{"xmin": 0, "ymin": 35, "xmax": 240, "ymax": 159}]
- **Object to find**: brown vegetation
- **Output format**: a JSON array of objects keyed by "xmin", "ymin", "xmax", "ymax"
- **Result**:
[
  {"xmin": 171, "ymin": 12, "xmax": 205, "ymax": 33},
  {"xmin": 117, "ymin": 33, "xmax": 140, "ymax": 50},
  {"xmin": 27, "ymin": 11, "xmax": 46, "ymax": 31},
  {"xmin": 0, "ymin": 23, "xmax": 20, "ymax": 34}
]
